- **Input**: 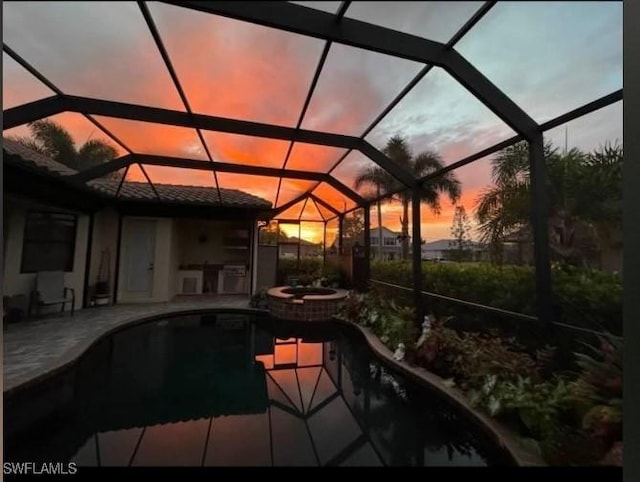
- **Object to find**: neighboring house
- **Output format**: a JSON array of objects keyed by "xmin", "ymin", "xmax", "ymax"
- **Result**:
[
  {"xmin": 278, "ymin": 237, "xmax": 322, "ymax": 259},
  {"xmin": 421, "ymin": 239, "xmax": 486, "ymax": 261},
  {"xmin": 328, "ymin": 226, "xmax": 404, "ymax": 260},
  {"xmin": 367, "ymin": 226, "xmax": 405, "ymax": 261},
  {"xmin": 3, "ymin": 138, "xmax": 273, "ymax": 314}
]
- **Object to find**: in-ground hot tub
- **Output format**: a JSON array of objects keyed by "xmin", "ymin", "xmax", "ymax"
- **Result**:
[{"xmin": 266, "ymin": 286, "xmax": 348, "ymax": 322}]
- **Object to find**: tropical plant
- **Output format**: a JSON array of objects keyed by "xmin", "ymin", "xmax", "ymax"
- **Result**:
[
  {"xmin": 469, "ymin": 375, "xmax": 573, "ymax": 438},
  {"xmin": 337, "ymin": 291, "xmax": 416, "ymax": 349},
  {"xmin": 412, "ymin": 314, "xmax": 539, "ymax": 387},
  {"xmin": 475, "ymin": 140, "xmax": 623, "ymax": 267},
  {"xmin": 9, "ymin": 119, "xmax": 119, "ymax": 173},
  {"xmin": 568, "ymin": 334, "xmax": 623, "ymax": 449},
  {"xmin": 354, "ymin": 135, "xmax": 461, "ymax": 260}
]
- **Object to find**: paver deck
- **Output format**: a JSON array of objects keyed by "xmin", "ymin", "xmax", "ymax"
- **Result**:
[{"xmin": 3, "ymin": 296, "xmax": 252, "ymax": 393}]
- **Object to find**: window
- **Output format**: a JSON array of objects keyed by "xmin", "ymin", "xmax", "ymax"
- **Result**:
[
  {"xmin": 21, "ymin": 211, "xmax": 77, "ymax": 273},
  {"xmin": 384, "ymin": 237, "xmax": 396, "ymax": 246},
  {"xmin": 371, "ymin": 237, "xmax": 378, "ymax": 245}
]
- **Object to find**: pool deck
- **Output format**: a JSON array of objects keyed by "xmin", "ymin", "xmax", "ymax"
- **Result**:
[{"xmin": 2, "ymin": 296, "xmax": 252, "ymax": 394}]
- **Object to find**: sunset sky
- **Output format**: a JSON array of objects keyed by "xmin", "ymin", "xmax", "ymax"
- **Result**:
[{"xmin": 3, "ymin": 2, "xmax": 623, "ymax": 243}]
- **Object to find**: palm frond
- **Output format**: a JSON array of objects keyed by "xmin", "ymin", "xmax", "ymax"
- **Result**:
[
  {"xmin": 77, "ymin": 139, "xmax": 118, "ymax": 169},
  {"xmin": 28, "ymin": 119, "xmax": 77, "ymax": 167}
]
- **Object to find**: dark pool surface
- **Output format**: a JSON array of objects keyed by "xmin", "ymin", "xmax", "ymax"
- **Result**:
[
  {"xmin": 280, "ymin": 287, "xmax": 337, "ymax": 297},
  {"xmin": 4, "ymin": 312, "xmax": 513, "ymax": 467}
]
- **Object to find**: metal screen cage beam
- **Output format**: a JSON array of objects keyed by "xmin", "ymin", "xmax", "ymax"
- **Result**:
[
  {"xmin": 4, "ymin": 93, "xmax": 415, "ymax": 192},
  {"xmin": 137, "ymin": 0, "xmax": 223, "ymax": 203},
  {"xmin": 1, "ymin": 2, "xmax": 623, "ymax": 326},
  {"xmin": 168, "ymin": 1, "xmax": 539, "ymax": 139},
  {"xmin": 286, "ymin": 1, "xmax": 498, "ymax": 208},
  {"xmin": 2, "ymin": 45, "xmax": 134, "ymax": 155}
]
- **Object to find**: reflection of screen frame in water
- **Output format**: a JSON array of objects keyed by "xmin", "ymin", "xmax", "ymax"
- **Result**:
[{"xmin": 4, "ymin": 311, "xmax": 514, "ymax": 467}]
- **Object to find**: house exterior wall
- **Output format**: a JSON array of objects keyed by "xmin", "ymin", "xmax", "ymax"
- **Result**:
[
  {"xmin": 368, "ymin": 227, "xmax": 402, "ymax": 260},
  {"xmin": 169, "ymin": 219, "xmax": 181, "ymax": 299},
  {"xmin": 421, "ymin": 249, "xmax": 445, "ymax": 260},
  {"xmin": 251, "ymin": 222, "xmax": 259, "ymax": 294},
  {"xmin": 3, "ymin": 200, "xmax": 89, "ymax": 312},
  {"xmin": 256, "ymin": 245, "xmax": 278, "ymax": 291},
  {"xmin": 88, "ymin": 207, "xmax": 119, "ymax": 303},
  {"xmin": 175, "ymin": 219, "xmax": 226, "ymax": 266}
]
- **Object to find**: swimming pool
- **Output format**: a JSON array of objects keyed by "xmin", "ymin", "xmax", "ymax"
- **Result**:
[{"xmin": 4, "ymin": 311, "xmax": 513, "ymax": 466}]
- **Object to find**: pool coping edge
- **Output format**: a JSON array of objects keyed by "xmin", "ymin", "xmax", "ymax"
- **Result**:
[{"xmin": 333, "ymin": 318, "xmax": 547, "ymax": 467}]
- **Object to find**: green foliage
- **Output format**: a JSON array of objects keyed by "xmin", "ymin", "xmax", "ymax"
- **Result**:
[
  {"xmin": 277, "ymin": 257, "xmax": 324, "ymax": 285},
  {"xmin": 573, "ymin": 335, "xmax": 623, "ymax": 401},
  {"xmin": 469, "ymin": 375, "xmax": 573, "ymax": 439},
  {"xmin": 337, "ymin": 292, "xmax": 416, "ymax": 349},
  {"xmin": 474, "ymin": 140, "xmax": 623, "ymax": 267},
  {"xmin": 412, "ymin": 316, "xmax": 538, "ymax": 386},
  {"xmin": 11, "ymin": 119, "xmax": 118, "ymax": 172},
  {"xmin": 371, "ymin": 260, "xmax": 622, "ymax": 335},
  {"xmin": 568, "ymin": 335, "xmax": 623, "ymax": 448}
]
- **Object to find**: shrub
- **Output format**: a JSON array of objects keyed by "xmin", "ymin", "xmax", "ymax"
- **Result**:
[
  {"xmin": 370, "ymin": 261, "xmax": 622, "ymax": 359},
  {"xmin": 337, "ymin": 292, "xmax": 416, "ymax": 349},
  {"xmin": 410, "ymin": 316, "xmax": 539, "ymax": 388}
]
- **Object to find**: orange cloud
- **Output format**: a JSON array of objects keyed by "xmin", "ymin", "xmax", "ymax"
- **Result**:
[{"xmin": 285, "ymin": 143, "xmax": 346, "ymax": 172}]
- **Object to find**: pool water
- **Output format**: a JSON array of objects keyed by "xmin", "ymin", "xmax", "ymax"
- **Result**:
[{"xmin": 4, "ymin": 312, "xmax": 513, "ymax": 467}]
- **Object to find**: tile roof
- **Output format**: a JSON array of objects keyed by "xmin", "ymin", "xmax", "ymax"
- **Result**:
[
  {"xmin": 89, "ymin": 179, "xmax": 272, "ymax": 208},
  {"xmin": 3, "ymin": 138, "xmax": 272, "ymax": 209},
  {"xmin": 2, "ymin": 137, "xmax": 78, "ymax": 176}
]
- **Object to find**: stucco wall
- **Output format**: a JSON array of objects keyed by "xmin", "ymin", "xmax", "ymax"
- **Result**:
[
  {"xmin": 168, "ymin": 219, "xmax": 181, "ymax": 299},
  {"xmin": 3, "ymin": 201, "xmax": 89, "ymax": 312},
  {"xmin": 174, "ymin": 219, "xmax": 227, "ymax": 266},
  {"xmin": 88, "ymin": 207, "xmax": 119, "ymax": 303},
  {"xmin": 251, "ymin": 222, "xmax": 259, "ymax": 294},
  {"xmin": 173, "ymin": 219, "xmax": 251, "ymax": 267}
]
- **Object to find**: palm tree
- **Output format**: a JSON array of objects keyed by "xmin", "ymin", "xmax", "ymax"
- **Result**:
[
  {"xmin": 355, "ymin": 136, "xmax": 461, "ymax": 260},
  {"xmin": 354, "ymin": 166, "xmax": 389, "ymax": 259},
  {"xmin": 9, "ymin": 119, "xmax": 118, "ymax": 173},
  {"xmin": 475, "ymin": 140, "xmax": 623, "ymax": 267}
]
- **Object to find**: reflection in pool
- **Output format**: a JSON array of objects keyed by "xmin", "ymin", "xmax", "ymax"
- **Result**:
[{"xmin": 5, "ymin": 312, "xmax": 513, "ymax": 466}]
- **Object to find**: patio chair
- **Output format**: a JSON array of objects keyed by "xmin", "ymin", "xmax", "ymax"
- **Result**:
[{"xmin": 30, "ymin": 271, "xmax": 75, "ymax": 317}]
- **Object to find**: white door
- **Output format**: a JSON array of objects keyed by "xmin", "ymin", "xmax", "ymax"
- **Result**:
[{"xmin": 125, "ymin": 219, "xmax": 156, "ymax": 297}]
